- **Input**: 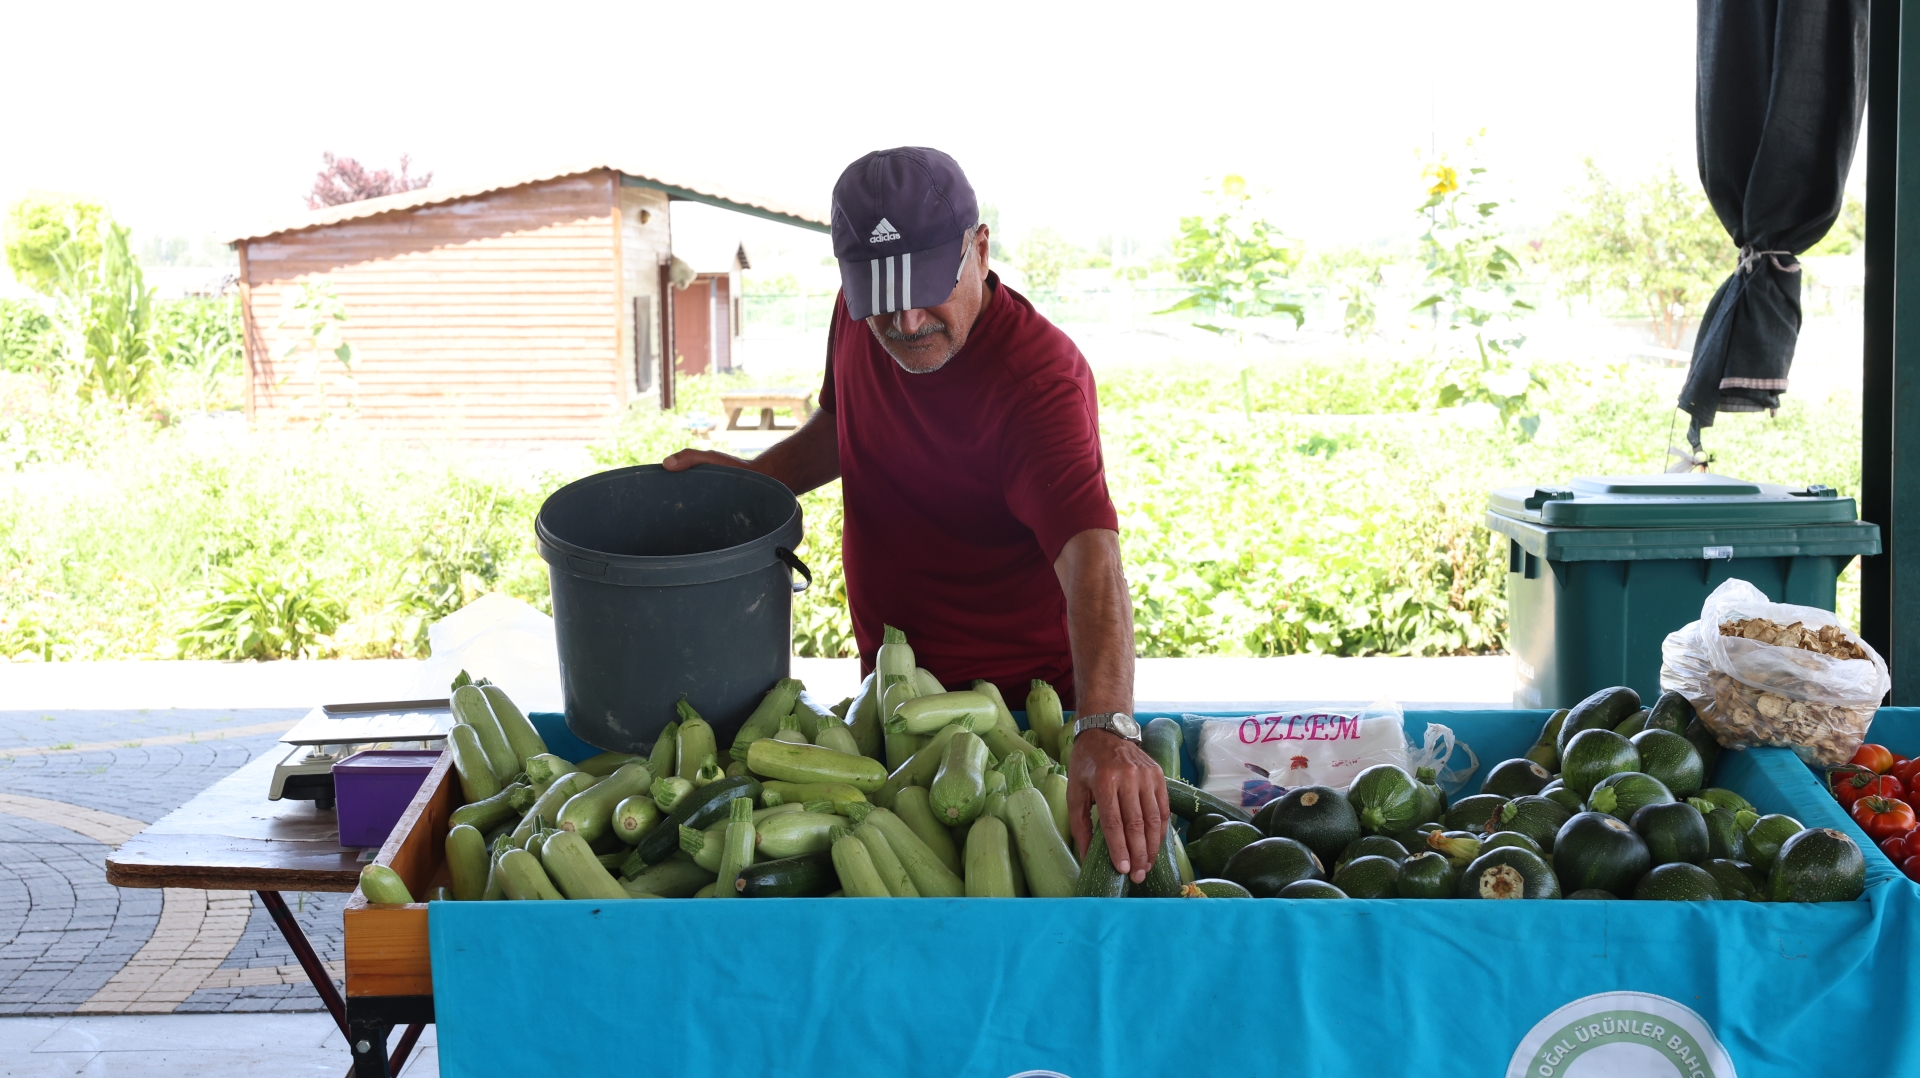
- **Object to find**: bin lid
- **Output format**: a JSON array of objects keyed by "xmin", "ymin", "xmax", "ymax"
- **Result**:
[
  {"xmin": 334, "ymin": 749, "xmax": 443, "ymax": 774},
  {"xmin": 1488, "ymin": 473, "xmax": 1857, "ymax": 527}
]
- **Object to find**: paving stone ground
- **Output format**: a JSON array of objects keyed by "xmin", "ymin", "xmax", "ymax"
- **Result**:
[{"xmin": 0, "ymin": 709, "xmax": 340, "ymax": 1016}]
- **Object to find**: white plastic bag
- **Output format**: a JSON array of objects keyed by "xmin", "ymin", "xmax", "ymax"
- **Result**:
[
  {"xmin": 1661, "ymin": 578, "xmax": 1888, "ymax": 766},
  {"xmin": 415, "ymin": 593, "xmax": 564, "ymax": 713},
  {"xmin": 1182, "ymin": 701, "xmax": 1411, "ymax": 809}
]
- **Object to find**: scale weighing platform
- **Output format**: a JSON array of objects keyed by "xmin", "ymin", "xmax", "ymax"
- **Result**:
[{"xmin": 269, "ymin": 699, "xmax": 453, "ymax": 809}]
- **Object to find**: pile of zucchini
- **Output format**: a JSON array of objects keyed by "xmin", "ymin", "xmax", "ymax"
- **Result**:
[
  {"xmin": 1178, "ymin": 685, "xmax": 1867, "ymax": 902},
  {"xmin": 359, "ymin": 630, "xmax": 1250, "ymax": 904}
]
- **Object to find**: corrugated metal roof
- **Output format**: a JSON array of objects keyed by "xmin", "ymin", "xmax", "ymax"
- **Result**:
[{"xmin": 224, "ymin": 161, "xmax": 829, "ymax": 243}]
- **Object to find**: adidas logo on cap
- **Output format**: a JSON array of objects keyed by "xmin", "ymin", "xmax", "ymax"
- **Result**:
[{"xmin": 868, "ymin": 217, "xmax": 901, "ymax": 244}]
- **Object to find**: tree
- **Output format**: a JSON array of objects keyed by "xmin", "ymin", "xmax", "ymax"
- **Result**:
[
  {"xmin": 54, "ymin": 221, "xmax": 157, "ymax": 405},
  {"xmin": 306, "ymin": 153, "xmax": 433, "ymax": 209},
  {"xmin": 1544, "ymin": 159, "xmax": 1730, "ymax": 349},
  {"xmin": 4, "ymin": 194, "xmax": 105, "ymax": 296},
  {"xmin": 1014, "ymin": 227, "xmax": 1080, "ymax": 291}
]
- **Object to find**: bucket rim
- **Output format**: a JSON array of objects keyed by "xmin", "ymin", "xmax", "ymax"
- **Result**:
[{"xmin": 535, "ymin": 463, "xmax": 804, "ymax": 588}]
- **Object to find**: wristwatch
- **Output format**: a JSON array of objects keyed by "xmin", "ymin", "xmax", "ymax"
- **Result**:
[{"xmin": 1073, "ymin": 712, "xmax": 1141, "ymax": 743}]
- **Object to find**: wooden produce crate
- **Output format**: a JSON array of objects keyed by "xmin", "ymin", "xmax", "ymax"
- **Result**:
[{"xmin": 342, "ymin": 751, "xmax": 457, "ymax": 999}]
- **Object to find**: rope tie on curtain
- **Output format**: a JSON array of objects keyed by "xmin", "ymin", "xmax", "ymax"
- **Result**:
[{"xmin": 1736, "ymin": 245, "xmax": 1800, "ymax": 276}]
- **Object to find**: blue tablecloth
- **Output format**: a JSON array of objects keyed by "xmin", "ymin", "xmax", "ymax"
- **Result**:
[{"xmin": 427, "ymin": 709, "xmax": 1919, "ymax": 1078}]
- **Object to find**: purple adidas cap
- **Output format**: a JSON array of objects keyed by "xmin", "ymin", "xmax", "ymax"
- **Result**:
[{"xmin": 831, "ymin": 147, "xmax": 980, "ymax": 321}]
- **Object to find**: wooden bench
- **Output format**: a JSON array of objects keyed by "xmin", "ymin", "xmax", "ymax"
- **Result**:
[{"xmin": 719, "ymin": 389, "xmax": 815, "ymax": 431}]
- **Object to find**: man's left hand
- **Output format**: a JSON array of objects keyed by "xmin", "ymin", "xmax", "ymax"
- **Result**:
[{"xmin": 1067, "ymin": 728, "xmax": 1170, "ymax": 884}]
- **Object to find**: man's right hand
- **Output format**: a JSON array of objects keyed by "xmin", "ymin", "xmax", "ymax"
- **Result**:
[{"xmin": 662, "ymin": 448, "xmax": 754, "ymax": 473}]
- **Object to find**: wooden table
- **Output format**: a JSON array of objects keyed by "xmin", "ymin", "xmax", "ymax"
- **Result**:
[
  {"xmin": 719, "ymin": 388, "xmax": 814, "ymax": 431},
  {"xmin": 107, "ymin": 747, "xmax": 436, "ymax": 1078}
]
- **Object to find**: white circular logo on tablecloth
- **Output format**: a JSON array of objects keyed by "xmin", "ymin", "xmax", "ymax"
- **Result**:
[
  {"xmin": 1006, "ymin": 1072, "xmax": 1071, "ymax": 1078},
  {"xmin": 1508, "ymin": 991, "xmax": 1736, "ymax": 1078}
]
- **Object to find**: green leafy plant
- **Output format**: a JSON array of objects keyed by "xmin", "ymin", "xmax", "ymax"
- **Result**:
[
  {"xmin": 1543, "ymin": 159, "xmax": 1730, "ymax": 349},
  {"xmin": 151, "ymin": 297, "xmax": 243, "ymax": 413},
  {"xmin": 56, "ymin": 222, "xmax": 158, "ymax": 406},
  {"xmin": 4, "ymin": 194, "xmax": 104, "ymax": 297},
  {"xmin": 275, "ymin": 282, "xmax": 356, "ymax": 418},
  {"xmin": 0, "ymin": 300, "xmax": 58, "ymax": 375},
  {"xmin": 176, "ymin": 562, "xmax": 345, "ymax": 660},
  {"xmin": 1160, "ymin": 175, "xmax": 1306, "ymax": 418},
  {"xmin": 1411, "ymin": 145, "xmax": 1538, "ymax": 429}
]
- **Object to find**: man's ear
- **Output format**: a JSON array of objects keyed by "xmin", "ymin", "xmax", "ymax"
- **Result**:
[{"xmin": 972, "ymin": 225, "xmax": 992, "ymax": 282}]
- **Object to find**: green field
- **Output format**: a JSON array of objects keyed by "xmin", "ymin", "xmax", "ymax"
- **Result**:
[{"xmin": 0, "ymin": 348, "xmax": 1861, "ymax": 663}]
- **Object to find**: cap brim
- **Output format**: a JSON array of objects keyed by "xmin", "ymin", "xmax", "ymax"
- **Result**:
[{"xmin": 838, "ymin": 234, "xmax": 968, "ymax": 322}]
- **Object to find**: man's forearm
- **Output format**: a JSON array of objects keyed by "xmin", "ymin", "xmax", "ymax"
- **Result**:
[
  {"xmin": 743, "ymin": 410, "xmax": 841, "ymax": 495},
  {"xmin": 1054, "ymin": 529, "xmax": 1134, "ymax": 715}
]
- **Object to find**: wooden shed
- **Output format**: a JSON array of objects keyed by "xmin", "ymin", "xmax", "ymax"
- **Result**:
[{"xmin": 226, "ymin": 164, "xmax": 826, "ymax": 440}]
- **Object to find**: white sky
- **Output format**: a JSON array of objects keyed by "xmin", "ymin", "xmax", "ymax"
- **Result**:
[{"xmin": 2, "ymin": 1, "xmax": 1708, "ymax": 267}]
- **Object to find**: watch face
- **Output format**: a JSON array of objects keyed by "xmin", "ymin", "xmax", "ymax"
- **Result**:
[{"xmin": 1111, "ymin": 715, "xmax": 1141, "ymax": 739}]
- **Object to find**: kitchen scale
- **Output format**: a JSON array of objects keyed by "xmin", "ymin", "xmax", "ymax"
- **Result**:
[{"xmin": 269, "ymin": 699, "xmax": 454, "ymax": 809}]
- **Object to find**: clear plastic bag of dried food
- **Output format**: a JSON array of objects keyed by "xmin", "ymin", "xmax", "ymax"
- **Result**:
[{"xmin": 1661, "ymin": 578, "xmax": 1889, "ymax": 766}]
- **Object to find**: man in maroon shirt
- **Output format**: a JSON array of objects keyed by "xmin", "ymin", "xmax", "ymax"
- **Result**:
[{"xmin": 665, "ymin": 147, "xmax": 1167, "ymax": 882}]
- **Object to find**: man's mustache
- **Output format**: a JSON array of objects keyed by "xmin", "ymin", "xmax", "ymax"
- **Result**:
[{"xmin": 882, "ymin": 319, "xmax": 948, "ymax": 342}]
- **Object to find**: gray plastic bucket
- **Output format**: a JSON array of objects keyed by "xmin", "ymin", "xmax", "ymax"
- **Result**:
[{"xmin": 534, "ymin": 464, "xmax": 811, "ymax": 754}]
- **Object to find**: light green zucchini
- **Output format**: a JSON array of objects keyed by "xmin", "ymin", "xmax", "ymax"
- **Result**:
[
  {"xmin": 727, "ymin": 678, "xmax": 807, "ymax": 762},
  {"xmin": 1003, "ymin": 754, "xmax": 1079, "ymax": 897},
  {"xmin": 913, "ymin": 667, "xmax": 945, "ymax": 696},
  {"xmin": 793, "ymin": 690, "xmax": 839, "ymax": 742},
  {"xmin": 674, "ymin": 700, "xmax": 717, "ymax": 781},
  {"xmin": 450, "ymin": 782, "xmax": 532, "ymax": 832},
  {"xmin": 813, "ymin": 712, "xmax": 862, "ymax": 756},
  {"xmin": 647, "ymin": 721, "xmax": 679, "ymax": 783},
  {"xmin": 760, "ymin": 780, "xmax": 868, "ymax": 809},
  {"xmin": 891, "ymin": 786, "xmax": 963, "ymax": 875},
  {"xmin": 652, "ymin": 776, "xmax": 694, "ymax": 813},
  {"xmin": 747, "ymin": 739, "xmax": 889, "ymax": 792},
  {"xmin": 445, "ymin": 823, "xmax": 489, "ymax": 901},
  {"xmin": 524, "ymin": 754, "xmax": 581, "ymax": 794},
  {"xmin": 557, "ymin": 760, "xmax": 656, "ymax": 845},
  {"xmin": 887, "ymin": 691, "xmax": 996, "ymax": 736},
  {"xmin": 832, "ymin": 833, "xmax": 891, "ymax": 897},
  {"xmin": 1026, "ymin": 681, "xmax": 1066, "ymax": 757},
  {"xmin": 1041, "ymin": 770, "xmax": 1070, "ymax": 841},
  {"xmin": 451, "ymin": 684, "xmax": 518, "ymax": 784},
  {"xmin": 853, "ymin": 822, "xmax": 919, "ymax": 896},
  {"xmin": 447, "ymin": 723, "xmax": 501, "ymax": 804},
  {"xmin": 512, "ymin": 771, "xmax": 597, "ymax": 845},
  {"xmin": 611, "ymin": 795, "xmax": 661, "ymax": 845},
  {"xmin": 540, "ymin": 831, "xmax": 629, "ymax": 900},
  {"xmin": 861, "ymin": 806, "xmax": 965, "ymax": 897},
  {"xmin": 622, "ymin": 858, "xmax": 713, "ymax": 898},
  {"xmin": 480, "ymin": 684, "xmax": 546, "ymax": 771},
  {"xmin": 578, "ymin": 750, "xmax": 643, "ymax": 777},
  {"xmin": 874, "ymin": 724, "xmax": 968, "ymax": 809},
  {"xmin": 712, "ymin": 798, "xmax": 756, "ymax": 898},
  {"xmin": 964, "ymin": 814, "xmax": 1017, "ymax": 897},
  {"xmin": 846, "ymin": 672, "xmax": 885, "ymax": 761},
  {"xmin": 497, "ymin": 848, "xmax": 563, "ymax": 900},
  {"xmin": 691, "ymin": 753, "xmax": 727, "ymax": 787},
  {"xmin": 753, "ymin": 811, "xmax": 843, "ymax": 859},
  {"xmin": 359, "ymin": 863, "xmax": 414, "ymax": 904},
  {"xmin": 929, "ymin": 731, "xmax": 990, "ymax": 826}
]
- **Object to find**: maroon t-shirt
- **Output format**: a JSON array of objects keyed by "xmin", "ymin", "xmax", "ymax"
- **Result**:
[{"xmin": 819, "ymin": 274, "xmax": 1118, "ymax": 706}]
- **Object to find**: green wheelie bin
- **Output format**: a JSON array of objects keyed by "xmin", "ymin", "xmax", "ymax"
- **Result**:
[{"xmin": 1486, "ymin": 473, "xmax": 1880, "ymax": 709}]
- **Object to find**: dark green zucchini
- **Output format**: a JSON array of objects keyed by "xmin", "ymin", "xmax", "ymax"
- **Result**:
[
  {"xmin": 1556, "ymin": 686, "xmax": 1641, "ymax": 756},
  {"xmin": 635, "ymin": 775, "xmax": 762, "ymax": 865},
  {"xmin": 1188, "ymin": 821, "xmax": 1262, "ymax": 880},
  {"xmin": 1128, "ymin": 825, "xmax": 1185, "ymax": 897},
  {"xmin": 1167, "ymin": 778, "xmax": 1253, "ymax": 823},
  {"xmin": 736, "ymin": 852, "xmax": 837, "ymax": 897},
  {"xmin": 1458, "ymin": 847, "xmax": 1561, "ymax": 899},
  {"xmin": 1262, "ymin": 785, "xmax": 1361, "ymax": 862},
  {"xmin": 1444, "ymin": 793, "xmax": 1510, "ymax": 834},
  {"xmin": 1330, "ymin": 854, "xmax": 1400, "ymax": 898},
  {"xmin": 1492, "ymin": 796, "xmax": 1574, "ymax": 853},
  {"xmin": 1075, "ymin": 824, "xmax": 1128, "ymax": 897},
  {"xmin": 1278, "ymin": 879, "xmax": 1347, "ymax": 898},
  {"xmin": 1645, "ymin": 690, "xmax": 1695, "ymax": 735},
  {"xmin": 1191, "ymin": 878, "xmax": 1253, "ymax": 898},
  {"xmin": 1394, "ymin": 851, "xmax": 1456, "ymax": 898}
]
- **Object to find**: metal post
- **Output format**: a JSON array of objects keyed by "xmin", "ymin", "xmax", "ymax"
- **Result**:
[{"xmin": 256, "ymin": 890, "xmax": 346, "ymax": 1036}]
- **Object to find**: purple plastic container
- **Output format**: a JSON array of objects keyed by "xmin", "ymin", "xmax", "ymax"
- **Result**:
[{"xmin": 334, "ymin": 749, "xmax": 443, "ymax": 848}]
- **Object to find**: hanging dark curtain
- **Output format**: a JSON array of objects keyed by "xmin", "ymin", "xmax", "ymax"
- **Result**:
[{"xmin": 1682, "ymin": 0, "xmax": 1869, "ymax": 452}]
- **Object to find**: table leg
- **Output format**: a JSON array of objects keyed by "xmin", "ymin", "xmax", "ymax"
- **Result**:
[
  {"xmin": 258, "ymin": 890, "xmax": 346, "ymax": 1036},
  {"xmin": 760, "ymin": 406, "xmax": 775, "ymax": 430}
]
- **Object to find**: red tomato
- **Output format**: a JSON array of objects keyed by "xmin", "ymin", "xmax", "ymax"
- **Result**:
[
  {"xmin": 1896, "ymin": 757, "xmax": 1920, "ymax": 790},
  {"xmin": 1852, "ymin": 743, "xmax": 1897, "ymax": 774},
  {"xmin": 1882, "ymin": 834, "xmax": 1910, "ymax": 862},
  {"xmin": 1902, "ymin": 855, "xmax": 1920, "ymax": 885},
  {"xmin": 1833, "ymin": 767, "xmax": 1899, "ymax": 807},
  {"xmin": 1852, "ymin": 796, "xmax": 1918, "ymax": 841},
  {"xmin": 1903, "ymin": 829, "xmax": 1920, "ymax": 862}
]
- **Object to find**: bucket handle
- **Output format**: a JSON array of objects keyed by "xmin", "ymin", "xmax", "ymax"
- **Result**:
[{"xmin": 774, "ymin": 547, "xmax": 812, "ymax": 593}]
